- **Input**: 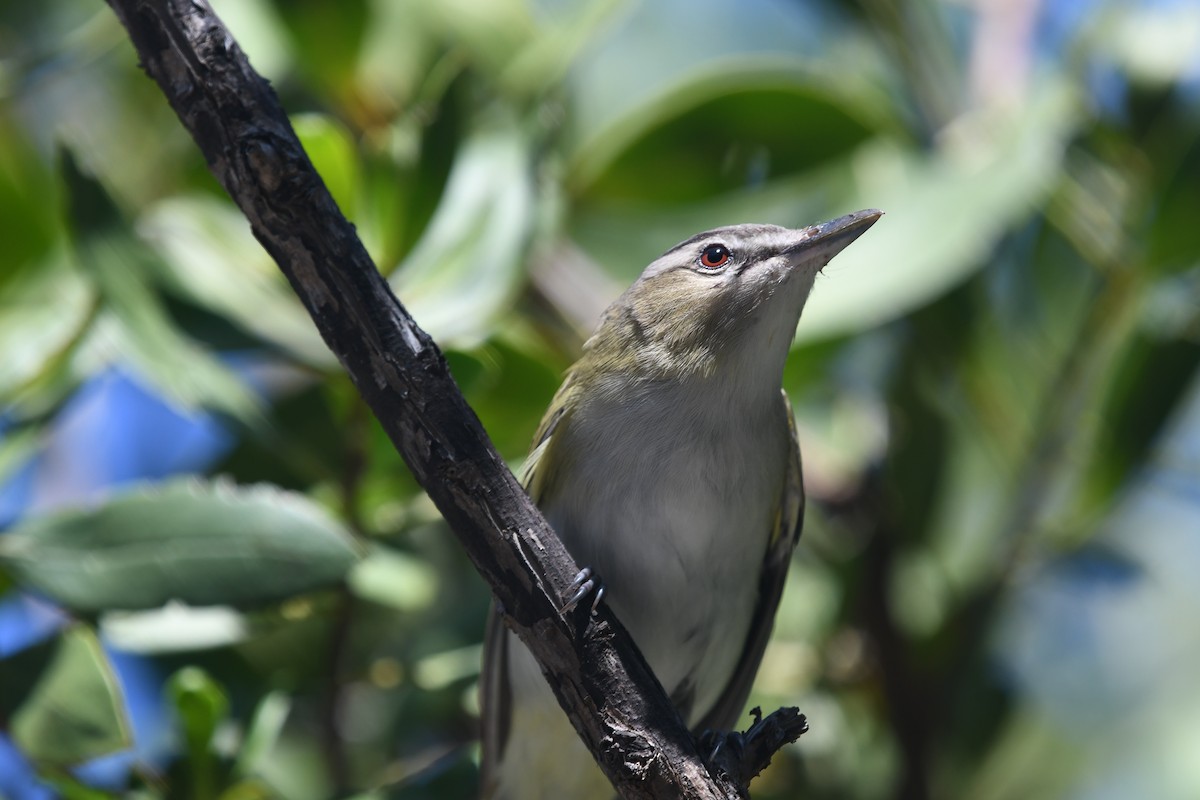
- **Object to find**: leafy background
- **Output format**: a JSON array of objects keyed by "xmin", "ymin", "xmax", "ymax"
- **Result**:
[{"xmin": 2, "ymin": 0, "xmax": 1199, "ymax": 798}]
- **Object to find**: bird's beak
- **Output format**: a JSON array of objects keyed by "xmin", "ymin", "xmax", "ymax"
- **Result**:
[{"xmin": 784, "ymin": 209, "xmax": 882, "ymax": 271}]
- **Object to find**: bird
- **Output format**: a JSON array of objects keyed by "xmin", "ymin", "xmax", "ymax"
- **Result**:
[{"xmin": 479, "ymin": 210, "xmax": 882, "ymax": 799}]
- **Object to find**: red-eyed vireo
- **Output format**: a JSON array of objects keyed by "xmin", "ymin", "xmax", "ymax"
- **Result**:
[{"xmin": 480, "ymin": 210, "xmax": 882, "ymax": 799}]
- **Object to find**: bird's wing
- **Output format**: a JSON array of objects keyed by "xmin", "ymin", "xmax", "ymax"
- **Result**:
[
  {"xmin": 693, "ymin": 388, "xmax": 805, "ymax": 733},
  {"xmin": 478, "ymin": 385, "xmax": 576, "ymax": 796}
]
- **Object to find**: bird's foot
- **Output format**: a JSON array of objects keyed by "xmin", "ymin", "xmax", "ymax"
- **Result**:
[{"xmin": 559, "ymin": 566, "xmax": 606, "ymax": 615}]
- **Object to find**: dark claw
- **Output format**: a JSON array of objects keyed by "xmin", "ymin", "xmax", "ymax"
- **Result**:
[
  {"xmin": 560, "ymin": 567, "xmax": 605, "ymax": 615},
  {"xmin": 697, "ymin": 729, "xmax": 746, "ymax": 774}
]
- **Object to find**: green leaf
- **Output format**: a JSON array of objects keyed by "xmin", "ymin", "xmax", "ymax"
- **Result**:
[
  {"xmin": 0, "ymin": 249, "xmax": 96, "ymax": 404},
  {"xmin": 0, "ymin": 478, "xmax": 363, "ymax": 612},
  {"xmin": 100, "ymin": 604, "xmax": 250, "ymax": 653},
  {"xmin": 8, "ymin": 626, "xmax": 131, "ymax": 767},
  {"xmin": 564, "ymin": 1, "xmax": 893, "ymax": 191},
  {"xmin": 140, "ymin": 195, "xmax": 334, "ymax": 368},
  {"xmin": 169, "ymin": 667, "xmax": 228, "ymax": 800},
  {"xmin": 418, "ymin": 0, "xmax": 535, "ymax": 76},
  {"xmin": 233, "ymin": 690, "xmax": 290, "ymax": 779},
  {"xmin": 1092, "ymin": 3, "xmax": 1200, "ymax": 87},
  {"xmin": 61, "ymin": 149, "xmax": 261, "ymax": 421},
  {"xmin": 269, "ymin": 0, "xmax": 368, "ymax": 97},
  {"xmin": 0, "ymin": 630, "xmax": 58, "ymax": 723},
  {"xmin": 0, "ymin": 116, "xmax": 61, "ymax": 277},
  {"xmin": 169, "ymin": 666, "xmax": 228, "ymax": 753},
  {"xmin": 792, "ymin": 81, "xmax": 1082, "ymax": 341},
  {"xmin": 348, "ymin": 544, "xmax": 438, "ymax": 611},
  {"xmin": 293, "ymin": 113, "xmax": 361, "ymax": 219},
  {"xmin": 572, "ymin": 68, "xmax": 880, "ymax": 203},
  {"xmin": 217, "ymin": 783, "xmax": 276, "ymax": 800},
  {"xmin": 388, "ymin": 117, "xmax": 536, "ymax": 347},
  {"xmin": 41, "ymin": 773, "xmax": 124, "ymax": 800},
  {"xmin": 0, "ymin": 421, "xmax": 42, "ymax": 487}
]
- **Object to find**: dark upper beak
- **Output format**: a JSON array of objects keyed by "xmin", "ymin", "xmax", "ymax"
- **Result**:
[{"xmin": 784, "ymin": 209, "xmax": 882, "ymax": 269}]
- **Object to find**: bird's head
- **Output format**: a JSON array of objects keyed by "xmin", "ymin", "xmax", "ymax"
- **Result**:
[{"xmin": 579, "ymin": 210, "xmax": 882, "ymax": 391}]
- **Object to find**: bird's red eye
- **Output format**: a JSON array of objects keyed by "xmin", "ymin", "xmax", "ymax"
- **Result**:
[{"xmin": 699, "ymin": 244, "xmax": 730, "ymax": 270}]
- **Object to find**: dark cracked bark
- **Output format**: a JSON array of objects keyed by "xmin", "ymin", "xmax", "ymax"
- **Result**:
[{"xmin": 101, "ymin": 1, "xmax": 806, "ymax": 797}]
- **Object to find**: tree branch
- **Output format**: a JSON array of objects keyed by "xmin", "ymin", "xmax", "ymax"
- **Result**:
[{"xmin": 101, "ymin": 1, "xmax": 802, "ymax": 796}]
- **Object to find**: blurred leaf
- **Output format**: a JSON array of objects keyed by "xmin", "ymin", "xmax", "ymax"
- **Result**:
[
  {"xmin": 1145, "ymin": 139, "xmax": 1200, "ymax": 276},
  {"xmin": 389, "ymin": 115, "xmax": 536, "ymax": 347},
  {"xmin": 140, "ymin": 195, "xmax": 333, "ymax": 368},
  {"xmin": 564, "ymin": 0, "xmax": 868, "ymax": 174},
  {"xmin": 457, "ymin": 333, "xmax": 565, "ymax": 458},
  {"xmin": 0, "ymin": 116, "xmax": 61, "ymax": 276},
  {"xmin": 100, "ymin": 603, "xmax": 249, "ymax": 653},
  {"xmin": 500, "ymin": 0, "xmax": 625, "ymax": 96},
  {"xmin": 0, "ymin": 421, "xmax": 42, "ymax": 487},
  {"xmin": 252, "ymin": 728, "xmax": 332, "ymax": 800},
  {"xmin": 0, "ymin": 478, "xmax": 363, "ymax": 612},
  {"xmin": 62, "ymin": 149, "xmax": 260, "ymax": 420},
  {"xmin": 41, "ymin": 773, "xmax": 123, "ymax": 800},
  {"xmin": 269, "ymin": 0, "xmax": 368, "ymax": 100},
  {"xmin": 9, "ymin": 626, "xmax": 130, "ymax": 767},
  {"xmin": 963, "ymin": 709, "xmax": 1085, "ymax": 800},
  {"xmin": 208, "ymin": 0, "xmax": 292, "ymax": 80},
  {"xmin": 419, "ymin": 0, "xmax": 535, "ymax": 76},
  {"xmin": 355, "ymin": 0, "xmax": 437, "ymax": 108},
  {"xmin": 1094, "ymin": 3, "xmax": 1200, "ymax": 87},
  {"xmin": 217, "ymin": 783, "xmax": 276, "ymax": 800},
  {"xmin": 574, "ymin": 68, "xmax": 880, "ymax": 202},
  {"xmin": 169, "ymin": 666, "xmax": 228, "ymax": 753},
  {"xmin": 412, "ymin": 643, "xmax": 481, "ymax": 691},
  {"xmin": 233, "ymin": 690, "xmax": 291, "ymax": 779},
  {"xmin": 795, "ymin": 80, "xmax": 1081, "ymax": 340},
  {"xmin": 348, "ymin": 544, "xmax": 438, "ymax": 611},
  {"xmin": 0, "ymin": 630, "xmax": 58, "ymax": 721},
  {"xmin": 169, "ymin": 667, "xmax": 228, "ymax": 800},
  {"xmin": 0, "ymin": 250, "xmax": 96, "ymax": 404},
  {"xmin": 293, "ymin": 113, "xmax": 361, "ymax": 219}
]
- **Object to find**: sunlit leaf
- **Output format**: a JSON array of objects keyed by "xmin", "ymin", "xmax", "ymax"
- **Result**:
[
  {"xmin": 572, "ymin": 67, "xmax": 881, "ymax": 202},
  {"xmin": 8, "ymin": 626, "xmax": 130, "ymax": 767},
  {"xmin": 564, "ymin": 0, "xmax": 870, "ymax": 180},
  {"xmin": 233, "ymin": 690, "xmax": 291, "ymax": 778},
  {"xmin": 100, "ymin": 603, "xmax": 250, "ymax": 653},
  {"xmin": 419, "ymin": 0, "xmax": 535, "ymax": 76},
  {"xmin": 1093, "ymin": 3, "xmax": 1200, "ymax": 87},
  {"xmin": 389, "ymin": 115, "xmax": 536, "ymax": 347},
  {"xmin": 792, "ymin": 81, "xmax": 1081, "ymax": 340},
  {"xmin": 169, "ymin": 666, "xmax": 229, "ymax": 753},
  {"xmin": 0, "ymin": 250, "xmax": 95, "ymax": 403},
  {"xmin": 140, "ymin": 195, "xmax": 333, "ymax": 368},
  {"xmin": 169, "ymin": 667, "xmax": 227, "ymax": 800},
  {"xmin": 208, "ymin": 0, "xmax": 292, "ymax": 79},
  {"xmin": 0, "ymin": 478, "xmax": 362, "ymax": 612},
  {"xmin": 62, "ymin": 150, "xmax": 260, "ymax": 420},
  {"xmin": 293, "ymin": 113, "xmax": 361, "ymax": 219},
  {"xmin": 348, "ymin": 544, "xmax": 437, "ymax": 612}
]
